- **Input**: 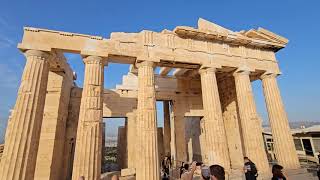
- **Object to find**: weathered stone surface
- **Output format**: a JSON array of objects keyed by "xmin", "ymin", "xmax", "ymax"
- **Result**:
[
  {"xmin": 121, "ymin": 168, "xmax": 136, "ymax": 177},
  {"xmin": 199, "ymin": 67, "xmax": 230, "ymax": 171},
  {"xmin": 72, "ymin": 56, "xmax": 105, "ymax": 180},
  {"xmin": 234, "ymin": 70, "xmax": 270, "ymax": 176},
  {"xmin": 1, "ymin": 19, "xmax": 301, "ymax": 180},
  {"xmin": 261, "ymin": 73, "xmax": 300, "ymax": 169},
  {"xmin": 218, "ymin": 76, "xmax": 244, "ymax": 170},
  {"xmin": 0, "ymin": 50, "xmax": 50, "ymax": 180},
  {"xmin": 34, "ymin": 61, "xmax": 74, "ymax": 180},
  {"xmin": 135, "ymin": 61, "xmax": 160, "ymax": 180}
]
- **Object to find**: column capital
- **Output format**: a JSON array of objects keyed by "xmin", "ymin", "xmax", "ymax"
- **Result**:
[
  {"xmin": 233, "ymin": 69, "xmax": 250, "ymax": 77},
  {"xmin": 199, "ymin": 67, "xmax": 216, "ymax": 75},
  {"xmin": 24, "ymin": 49, "xmax": 51, "ymax": 59},
  {"xmin": 83, "ymin": 55, "xmax": 106, "ymax": 65},
  {"xmin": 135, "ymin": 60, "xmax": 155, "ymax": 68},
  {"xmin": 260, "ymin": 72, "xmax": 279, "ymax": 79}
]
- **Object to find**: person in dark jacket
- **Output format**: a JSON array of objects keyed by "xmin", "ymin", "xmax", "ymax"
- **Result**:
[
  {"xmin": 272, "ymin": 164, "xmax": 287, "ymax": 180},
  {"xmin": 244, "ymin": 157, "xmax": 258, "ymax": 180},
  {"xmin": 161, "ymin": 156, "xmax": 171, "ymax": 177}
]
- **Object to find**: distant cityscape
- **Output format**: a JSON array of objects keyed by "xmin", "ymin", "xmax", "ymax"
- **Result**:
[{"xmin": 0, "ymin": 120, "xmax": 319, "ymax": 145}]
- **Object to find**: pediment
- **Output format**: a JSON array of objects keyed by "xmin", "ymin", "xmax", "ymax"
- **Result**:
[
  {"xmin": 173, "ymin": 18, "xmax": 288, "ymax": 50},
  {"xmin": 198, "ymin": 18, "xmax": 232, "ymax": 34}
]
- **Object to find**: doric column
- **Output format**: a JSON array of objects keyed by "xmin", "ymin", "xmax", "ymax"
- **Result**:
[
  {"xmin": 135, "ymin": 61, "xmax": 160, "ymax": 180},
  {"xmin": 233, "ymin": 70, "xmax": 270, "ymax": 175},
  {"xmin": 0, "ymin": 50, "xmax": 50, "ymax": 180},
  {"xmin": 163, "ymin": 101, "xmax": 171, "ymax": 157},
  {"xmin": 72, "ymin": 56, "xmax": 105, "ymax": 180},
  {"xmin": 261, "ymin": 73, "xmax": 300, "ymax": 169},
  {"xmin": 199, "ymin": 67, "xmax": 230, "ymax": 170}
]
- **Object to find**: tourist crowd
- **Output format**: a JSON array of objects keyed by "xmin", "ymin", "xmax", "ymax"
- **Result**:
[{"xmin": 161, "ymin": 156, "xmax": 288, "ymax": 180}]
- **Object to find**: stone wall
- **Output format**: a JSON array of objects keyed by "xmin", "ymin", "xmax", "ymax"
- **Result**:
[
  {"xmin": 34, "ymin": 69, "xmax": 74, "ymax": 180},
  {"xmin": 61, "ymin": 87, "xmax": 82, "ymax": 180}
]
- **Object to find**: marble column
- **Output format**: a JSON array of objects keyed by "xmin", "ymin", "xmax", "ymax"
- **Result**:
[
  {"xmin": 135, "ymin": 61, "xmax": 160, "ymax": 180},
  {"xmin": 72, "ymin": 56, "xmax": 105, "ymax": 180},
  {"xmin": 163, "ymin": 101, "xmax": 171, "ymax": 157},
  {"xmin": 199, "ymin": 67, "xmax": 230, "ymax": 170},
  {"xmin": 261, "ymin": 73, "xmax": 300, "ymax": 169},
  {"xmin": 0, "ymin": 50, "xmax": 50, "ymax": 180},
  {"xmin": 233, "ymin": 70, "xmax": 269, "ymax": 175}
]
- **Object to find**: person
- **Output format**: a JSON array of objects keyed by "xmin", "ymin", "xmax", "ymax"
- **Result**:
[
  {"xmin": 180, "ymin": 162, "xmax": 186, "ymax": 178},
  {"xmin": 79, "ymin": 176, "xmax": 85, "ymax": 180},
  {"xmin": 244, "ymin": 157, "xmax": 258, "ymax": 180},
  {"xmin": 162, "ymin": 156, "xmax": 171, "ymax": 178},
  {"xmin": 318, "ymin": 151, "xmax": 320, "ymax": 164},
  {"xmin": 272, "ymin": 164, "xmax": 287, "ymax": 180},
  {"xmin": 209, "ymin": 165, "xmax": 225, "ymax": 180},
  {"xmin": 181, "ymin": 161, "xmax": 197, "ymax": 180}
]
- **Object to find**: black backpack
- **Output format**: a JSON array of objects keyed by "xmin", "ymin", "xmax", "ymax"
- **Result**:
[{"xmin": 251, "ymin": 163, "xmax": 258, "ymax": 177}]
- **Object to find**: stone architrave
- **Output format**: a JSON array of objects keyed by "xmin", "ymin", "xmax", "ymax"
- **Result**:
[
  {"xmin": 135, "ymin": 61, "xmax": 160, "ymax": 180},
  {"xmin": 233, "ymin": 70, "xmax": 270, "ymax": 175},
  {"xmin": 0, "ymin": 50, "xmax": 50, "ymax": 180},
  {"xmin": 199, "ymin": 67, "xmax": 230, "ymax": 170},
  {"xmin": 72, "ymin": 56, "xmax": 105, "ymax": 180},
  {"xmin": 163, "ymin": 101, "xmax": 171, "ymax": 157},
  {"xmin": 261, "ymin": 73, "xmax": 300, "ymax": 169}
]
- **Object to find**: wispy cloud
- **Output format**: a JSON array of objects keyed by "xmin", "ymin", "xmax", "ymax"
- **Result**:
[
  {"xmin": 0, "ymin": 63, "xmax": 21, "ymax": 89},
  {"xmin": 0, "ymin": 16, "xmax": 10, "ymax": 29},
  {"xmin": 0, "ymin": 35, "xmax": 15, "ymax": 49},
  {"xmin": 0, "ymin": 16, "xmax": 16, "ymax": 50}
]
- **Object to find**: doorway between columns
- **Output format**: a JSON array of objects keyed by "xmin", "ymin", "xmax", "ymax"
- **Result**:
[
  {"xmin": 185, "ymin": 116, "xmax": 205, "ymax": 163},
  {"xmin": 102, "ymin": 117, "xmax": 126, "ymax": 173}
]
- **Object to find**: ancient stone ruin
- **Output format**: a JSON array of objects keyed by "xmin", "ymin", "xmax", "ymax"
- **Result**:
[{"xmin": 0, "ymin": 18, "xmax": 300, "ymax": 180}]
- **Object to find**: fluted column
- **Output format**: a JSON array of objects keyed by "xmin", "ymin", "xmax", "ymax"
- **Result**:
[
  {"xmin": 163, "ymin": 101, "xmax": 171, "ymax": 157},
  {"xmin": 72, "ymin": 56, "xmax": 105, "ymax": 180},
  {"xmin": 0, "ymin": 50, "xmax": 50, "ymax": 180},
  {"xmin": 199, "ymin": 67, "xmax": 230, "ymax": 170},
  {"xmin": 261, "ymin": 73, "xmax": 300, "ymax": 169},
  {"xmin": 233, "ymin": 70, "xmax": 269, "ymax": 175},
  {"xmin": 135, "ymin": 61, "xmax": 160, "ymax": 180}
]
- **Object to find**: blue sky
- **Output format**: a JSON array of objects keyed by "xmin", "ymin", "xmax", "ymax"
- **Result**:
[{"xmin": 0, "ymin": 0, "xmax": 320, "ymax": 141}]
